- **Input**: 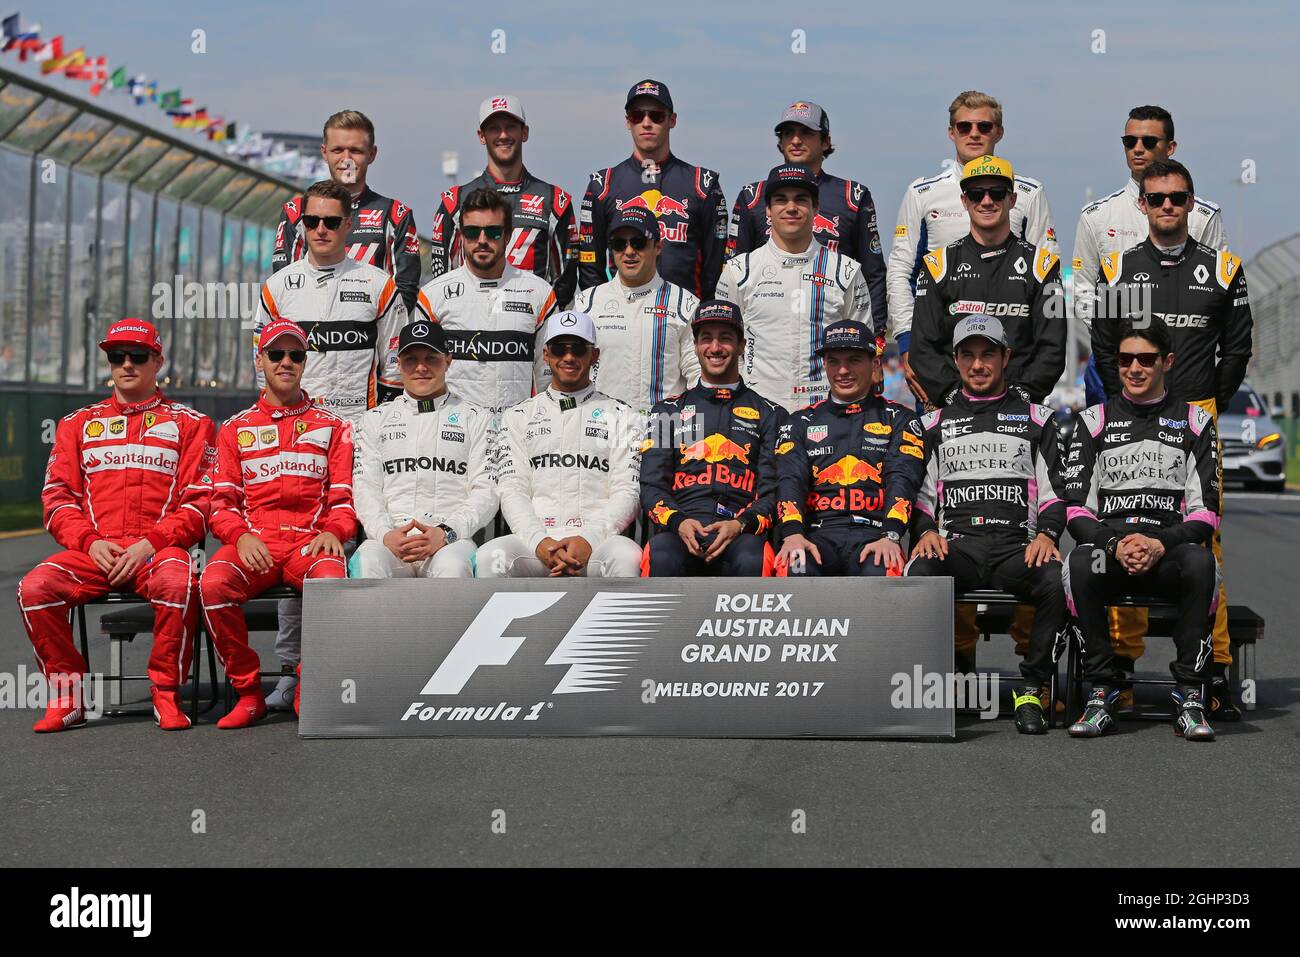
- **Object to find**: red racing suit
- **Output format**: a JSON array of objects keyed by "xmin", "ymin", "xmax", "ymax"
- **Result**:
[
  {"xmin": 18, "ymin": 390, "xmax": 215, "ymax": 689},
  {"xmin": 199, "ymin": 392, "xmax": 356, "ymax": 692}
]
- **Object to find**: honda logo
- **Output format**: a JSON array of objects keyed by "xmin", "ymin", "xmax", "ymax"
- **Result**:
[
  {"xmin": 444, "ymin": 282, "xmax": 464, "ymax": 299},
  {"xmin": 286, "ymin": 274, "xmax": 304, "ymax": 289}
]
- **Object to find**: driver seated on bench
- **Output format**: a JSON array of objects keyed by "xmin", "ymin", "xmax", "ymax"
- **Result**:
[
  {"xmin": 1062, "ymin": 317, "xmax": 1221, "ymax": 742},
  {"xmin": 904, "ymin": 316, "xmax": 1069, "ymax": 736}
]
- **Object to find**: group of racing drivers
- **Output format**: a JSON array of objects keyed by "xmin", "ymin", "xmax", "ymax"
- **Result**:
[{"xmin": 17, "ymin": 81, "xmax": 1252, "ymax": 743}]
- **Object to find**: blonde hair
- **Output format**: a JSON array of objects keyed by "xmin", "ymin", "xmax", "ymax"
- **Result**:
[
  {"xmin": 948, "ymin": 91, "xmax": 1003, "ymax": 127},
  {"xmin": 322, "ymin": 110, "xmax": 375, "ymax": 146}
]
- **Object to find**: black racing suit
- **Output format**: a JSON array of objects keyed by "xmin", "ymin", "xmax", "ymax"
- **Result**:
[
  {"xmin": 429, "ymin": 169, "xmax": 579, "ymax": 308},
  {"xmin": 904, "ymin": 390, "xmax": 1069, "ymax": 683},
  {"xmin": 910, "ymin": 233, "xmax": 1065, "ymax": 403},
  {"xmin": 727, "ymin": 170, "xmax": 888, "ymax": 327},
  {"xmin": 1093, "ymin": 238, "xmax": 1252, "ymax": 408},
  {"xmin": 640, "ymin": 381, "xmax": 786, "ymax": 576},
  {"xmin": 579, "ymin": 153, "xmax": 728, "ymax": 299},
  {"xmin": 272, "ymin": 186, "xmax": 421, "ymax": 313},
  {"xmin": 1062, "ymin": 392, "xmax": 1221, "ymax": 684},
  {"xmin": 776, "ymin": 395, "xmax": 925, "ymax": 576}
]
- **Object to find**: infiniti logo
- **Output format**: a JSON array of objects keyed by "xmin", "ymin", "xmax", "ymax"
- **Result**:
[{"xmin": 1133, "ymin": 272, "xmax": 1150, "ymax": 281}]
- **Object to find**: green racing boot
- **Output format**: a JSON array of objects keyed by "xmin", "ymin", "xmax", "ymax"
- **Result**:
[{"xmin": 1012, "ymin": 686, "xmax": 1049, "ymax": 735}]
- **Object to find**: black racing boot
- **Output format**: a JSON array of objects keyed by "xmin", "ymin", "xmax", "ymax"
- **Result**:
[
  {"xmin": 1068, "ymin": 685, "xmax": 1122, "ymax": 738},
  {"xmin": 1012, "ymin": 686, "xmax": 1049, "ymax": 735},
  {"xmin": 1173, "ymin": 685, "xmax": 1216, "ymax": 742},
  {"xmin": 1209, "ymin": 663, "xmax": 1242, "ymax": 722}
]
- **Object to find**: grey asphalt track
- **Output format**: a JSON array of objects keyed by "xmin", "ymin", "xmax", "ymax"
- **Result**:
[{"xmin": 2, "ymin": 492, "xmax": 1297, "ymax": 867}]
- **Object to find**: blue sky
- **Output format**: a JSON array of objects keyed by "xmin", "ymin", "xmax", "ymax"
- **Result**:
[{"xmin": 12, "ymin": 0, "xmax": 1299, "ymax": 259}]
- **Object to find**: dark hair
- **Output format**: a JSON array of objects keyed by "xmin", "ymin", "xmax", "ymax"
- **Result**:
[
  {"xmin": 1127, "ymin": 105, "xmax": 1174, "ymax": 142},
  {"xmin": 775, "ymin": 130, "xmax": 834, "ymax": 159},
  {"xmin": 303, "ymin": 180, "xmax": 353, "ymax": 217},
  {"xmin": 1138, "ymin": 158, "xmax": 1193, "ymax": 196},
  {"xmin": 459, "ymin": 187, "xmax": 512, "ymax": 235},
  {"xmin": 1118, "ymin": 315, "xmax": 1172, "ymax": 356}
]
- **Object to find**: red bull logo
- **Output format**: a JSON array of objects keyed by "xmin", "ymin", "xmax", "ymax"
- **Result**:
[
  {"xmin": 887, "ymin": 497, "xmax": 912, "ymax": 524},
  {"xmin": 680, "ymin": 433, "xmax": 751, "ymax": 465},
  {"xmin": 674, "ymin": 462, "xmax": 754, "ymax": 494},
  {"xmin": 813, "ymin": 455, "xmax": 881, "ymax": 487},
  {"xmin": 649, "ymin": 501, "xmax": 676, "ymax": 526},
  {"xmin": 809, "ymin": 487, "xmax": 885, "ymax": 514},
  {"xmin": 616, "ymin": 190, "xmax": 688, "ymax": 218},
  {"xmin": 812, "ymin": 213, "xmax": 840, "ymax": 234},
  {"xmin": 777, "ymin": 500, "xmax": 802, "ymax": 523}
]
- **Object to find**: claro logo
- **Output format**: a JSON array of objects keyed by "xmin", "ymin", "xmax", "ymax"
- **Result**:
[{"xmin": 420, "ymin": 592, "xmax": 680, "ymax": 695}]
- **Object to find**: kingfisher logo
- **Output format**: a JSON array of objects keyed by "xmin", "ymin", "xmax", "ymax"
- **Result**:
[{"xmin": 413, "ymin": 592, "xmax": 682, "ymax": 697}]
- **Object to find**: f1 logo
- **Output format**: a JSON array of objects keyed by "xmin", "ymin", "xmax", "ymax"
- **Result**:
[
  {"xmin": 419, "ymin": 590, "xmax": 681, "ymax": 695},
  {"xmin": 420, "ymin": 593, "xmax": 561, "ymax": 694}
]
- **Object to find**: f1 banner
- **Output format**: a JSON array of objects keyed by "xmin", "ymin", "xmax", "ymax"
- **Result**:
[{"xmin": 299, "ymin": 577, "xmax": 955, "ymax": 738}]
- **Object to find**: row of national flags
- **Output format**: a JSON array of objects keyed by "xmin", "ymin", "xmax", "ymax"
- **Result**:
[{"xmin": 1, "ymin": 12, "xmax": 236, "ymax": 142}]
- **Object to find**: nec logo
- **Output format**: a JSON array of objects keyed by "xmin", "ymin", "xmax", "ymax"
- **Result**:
[{"xmin": 419, "ymin": 592, "xmax": 680, "ymax": 694}]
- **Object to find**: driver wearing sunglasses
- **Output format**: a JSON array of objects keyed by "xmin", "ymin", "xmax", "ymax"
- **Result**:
[
  {"xmin": 564, "ymin": 205, "xmax": 701, "ymax": 415},
  {"xmin": 18, "ymin": 318, "xmax": 216, "ymax": 734},
  {"xmin": 1093, "ymin": 159, "xmax": 1252, "ymax": 718},
  {"xmin": 578, "ymin": 78, "xmax": 727, "ymax": 300},
  {"xmin": 200, "ymin": 318, "xmax": 357, "ymax": 729},
  {"xmin": 1072, "ymin": 106, "xmax": 1226, "ymax": 401},
  {"xmin": 909, "ymin": 154, "xmax": 1065, "ymax": 409},
  {"xmin": 887, "ymin": 90, "xmax": 1057, "ymax": 407},
  {"xmin": 476, "ymin": 311, "xmax": 644, "ymax": 580}
]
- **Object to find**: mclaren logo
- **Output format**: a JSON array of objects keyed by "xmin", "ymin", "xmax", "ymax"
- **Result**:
[{"xmin": 417, "ymin": 592, "xmax": 682, "ymax": 695}]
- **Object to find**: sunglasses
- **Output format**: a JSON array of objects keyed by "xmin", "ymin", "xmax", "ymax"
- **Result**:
[
  {"xmin": 1118, "ymin": 351, "xmax": 1161, "ymax": 368},
  {"xmin": 1122, "ymin": 134, "xmax": 1164, "ymax": 150},
  {"xmin": 301, "ymin": 215, "xmax": 344, "ymax": 231},
  {"xmin": 461, "ymin": 225, "xmax": 504, "ymax": 241},
  {"xmin": 548, "ymin": 341, "xmax": 590, "ymax": 358},
  {"xmin": 609, "ymin": 235, "xmax": 651, "ymax": 252},
  {"xmin": 962, "ymin": 186, "xmax": 1011, "ymax": 203},
  {"xmin": 107, "ymin": 349, "xmax": 151, "ymax": 366},
  {"xmin": 1142, "ymin": 191, "xmax": 1190, "ymax": 208},
  {"xmin": 953, "ymin": 120, "xmax": 996, "ymax": 135},
  {"xmin": 264, "ymin": 349, "xmax": 307, "ymax": 364},
  {"xmin": 627, "ymin": 109, "xmax": 668, "ymax": 125}
]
